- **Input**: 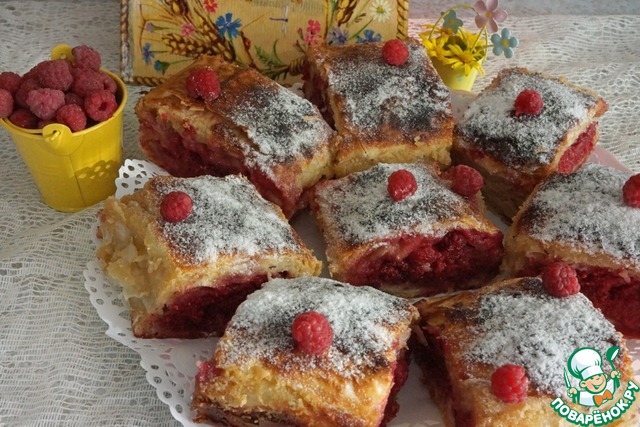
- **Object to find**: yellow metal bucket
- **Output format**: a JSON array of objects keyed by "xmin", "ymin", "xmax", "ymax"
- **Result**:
[{"xmin": 0, "ymin": 45, "xmax": 127, "ymax": 212}]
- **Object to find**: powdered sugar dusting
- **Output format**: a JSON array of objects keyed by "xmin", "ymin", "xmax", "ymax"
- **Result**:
[
  {"xmin": 153, "ymin": 175, "xmax": 299, "ymax": 265},
  {"xmin": 314, "ymin": 163, "xmax": 471, "ymax": 244},
  {"xmin": 216, "ymin": 277, "xmax": 415, "ymax": 378},
  {"xmin": 524, "ymin": 163, "xmax": 640, "ymax": 267},
  {"xmin": 325, "ymin": 40, "xmax": 451, "ymax": 135},
  {"xmin": 228, "ymin": 83, "xmax": 333, "ymax": 173},
  {"xmin": 458, "ymin": 68, "xmax": 598, "ymax": 168},
  {"xmin": 464, "ymin": 278, "xmax": 620, "ymax": 396}
]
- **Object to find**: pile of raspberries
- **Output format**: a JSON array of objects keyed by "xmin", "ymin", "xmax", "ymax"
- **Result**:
[{"xmin": 0, "ymin": 45, "xmax": 119, "ymax": 132}]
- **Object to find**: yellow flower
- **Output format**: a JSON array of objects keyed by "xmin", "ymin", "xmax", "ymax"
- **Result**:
[
  {"xmin": 420, "ymin": 33, "xmax": 453, "ymax": 63},
  {"xmin": 445, "ymin": 43, "xmax": 485, "ymax": 76}
]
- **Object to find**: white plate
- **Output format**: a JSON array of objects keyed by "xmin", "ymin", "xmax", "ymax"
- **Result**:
[{"xmin": 84, "ymin": 156, "xmax": 640, "ymax": 427}]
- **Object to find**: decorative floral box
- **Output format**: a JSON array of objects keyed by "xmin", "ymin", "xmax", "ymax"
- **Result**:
[{"xmin": 120, "ymin": 0, "xmax": 409, "ymax": 86}]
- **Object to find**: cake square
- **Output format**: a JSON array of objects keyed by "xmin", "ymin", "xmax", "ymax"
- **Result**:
[
  {"xmin": 192, "ymin": 276, "xmax": 419, "ymax": 427},
  {"xmin": 502, "ymin": 163, "xmax": 640, "ymax": 338},
  {"xmin": 135, "ymin": 54, "xmax": 336, "ymax": 218},
  {"xmin": 413, "ymin": 277, "xmax": 639, "ymax": 427},
  {"xmin": 453, "ymin": 67, "xmax": 608, "ymax": 222},
  {"xmin": 303, "ymin": 38, "xmax": 454, "ymax": 177},
  {"xmin": 310, "ymin": 162, "xmax": 503, "ymax": 298},
  {"xmin": 96, "ymin": 174, "xmax": 321, "ymax": 338}
]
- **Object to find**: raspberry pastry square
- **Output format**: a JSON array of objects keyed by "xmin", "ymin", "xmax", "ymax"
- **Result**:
[
  {"xmin": 135, "ymin": 55, "xmax": 335, "ymax": 218},
  {"xmin": 192, "ymin": 276, "xmax": 418, "ymax": 427},
  {"xmin": 310, "ymin": 163, "xmax": 504, "ymax": 298},
  {"xmin": 502, "ymin": 163, "xmax": 640, "ymax": 338},
  {"xmin": 453, "ymin": 67, "xmax": 608, "ymax": 222},
  {"xmin": 303, "ymin": 38, "xmax": 454, "ymax": 177},
  {"xmin": 96, "ymin": 175, "xmax": 321, "ymax": 338},
  {"xmin": 413, "ymin": 276, "xmax": 639, "ymax": 427}
]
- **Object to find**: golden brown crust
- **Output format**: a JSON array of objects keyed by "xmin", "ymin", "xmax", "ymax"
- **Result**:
[
  {"xmin": 192, "ymin": 277, "xmax": 419, "ymax": 427},
  {"xmin": 452, "ymin": 67, "xmax": 607, "ymax": 223},
  {"xmin": 309, "ymin": 162, "xmax": 503, "ymax": 298},
  {"xmin": 304, "ymin": 38, "xmax": 454, "ymax": 177},
  {"xmin": 413, "ymin": 277, "xmax": 638, "ymax": 427},
  {"xmin": 135, "ymin": 55, "xmax": 336, "ymax": 218},
  {"xmin": 96, "ymin": 175, "xmax": 322, "ymax": 338}
]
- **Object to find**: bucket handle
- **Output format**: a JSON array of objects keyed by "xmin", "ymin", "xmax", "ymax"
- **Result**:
[{"xmin": 40, "ymin": 123, "xmax": 82, "ymax": 156}]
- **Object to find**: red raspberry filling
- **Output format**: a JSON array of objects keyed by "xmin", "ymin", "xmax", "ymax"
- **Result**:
[
  {"xmin": 160, "ymin": 191, "xmax": 193, "ymax": 223},
  {"xmin": 382, "ymin": 39, "xmax": 410, "ymax": 66},
  {"xmin": 387, "ymin": 169, "xmax": 418, "ymax": 202},
  {"xmin": 623, "ymin": 174, "xmax": 640, "ymax": 208},
  {"xmin": 348, "ymin": 229, "xmax": 504, "ymax": 296},
  {"xmin": 491, "ymin": 364, "xmax": 529, "ymax": 403},
  {"xmin": 557, "ymin": 123, "xmax": 597, "ymax": 174},
  {"xmin": 291, "ymin": 311, "xmax": 333, "ymax": 356},
  {"xmin": 186, "ymin": 67, "xmax": 221, "ymax": 102},
  {"xmin": 514, "ymin": 89, "xmax": 543, "ymax": 117},
  {"xmin": 542, "ymin": 261, "xmax": 580, "ymax": 297},
  {"xmin": 152, "ymin": 273, "xmax": 273, "ymax": 338}
]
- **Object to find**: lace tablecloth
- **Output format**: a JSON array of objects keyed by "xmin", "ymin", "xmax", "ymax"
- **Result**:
[{"xmin": 2, "ymin": 1, "xmax": 640, "ymax": 426}]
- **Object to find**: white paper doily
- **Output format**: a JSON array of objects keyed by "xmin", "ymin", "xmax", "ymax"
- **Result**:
[{"xmin": 84, "ymin": 158, "xmax": 640, "ymax": 427}]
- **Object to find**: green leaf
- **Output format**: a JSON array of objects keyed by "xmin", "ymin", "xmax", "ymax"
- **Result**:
[{"xmin": 255, "ymin": 41, "xmax": 284, "ymax": 68}]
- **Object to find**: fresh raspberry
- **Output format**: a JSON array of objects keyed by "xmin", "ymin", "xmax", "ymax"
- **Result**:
[
  {"xmin": 37, "ymin": 119, "xmax": 56, "ymax": 129},
  {"xmin": 84, "ymin": 89, "xmax": 117, "ymax": 122},
  {"xmin": 160, "ymin": 191, "xmax": 193, "ymax": 223},
  {"xmin": 291, "ymin": 311, "xmax": 333, "ymax": 356},
  {"xmin": 491, "ymin": 364, "xmax": 529, "ymax": 403},
  {"xmin": 442, "ymin": 165, "xmax": 484, "ymax": 197},
  {"xmin": 26, "ymin": 88, "xmax": 65, "ymax": 120},
  {"xmin": 382, "ymin": 39, "xmax": 410, "ymax": 66},
  {"xmin": 0, "ymin": 71, "xmax": 22, "ymax": 95},
  {"xmin": 100, "ymin": 72, "xmax": 118, "ymax": 94},
  {"xmin": 623, "ymin": 174, "xmax": 640, "ymax": 208},
  {"xmin": 15, "ymin": 78, "xmax": 40, "ymax": 108},
  {"xmin": 71, "ymin": 68, "xmax": 104, "ymax": 97},
  {"xmin": 186, "ymin": 67, "xmax": 221, "ymax": 102},
  {"xmin": 542, "ymin": 261, "xmax": 580, "ymax": 297},
  {"xmin": 65, "ymin": 92, "xmax": 83, "ymax": 106},
  {"xmin": 387, "ymin": 169, "xmax": 418, "ymax": 202},
  {"xmin": 72, "ymin": 45, "xmax": 102, "ymax": 71},
  {"xmin": 514, "ymin": 89, "xmax": 544, "ymax": 117},
  {"xmin": 56, "ymin": 104, "xmax": 87, "ymax": 132},
  {"xmin": 9, "ymin": 108, "xmax": 38, "ymax": 129},
  {"xmin": 35, "ymin": 59, "xmax": 73, "ymax": 91},
  {"xmin": 0, "ymin": 89, "xmax": 13, "ymax": 118}
]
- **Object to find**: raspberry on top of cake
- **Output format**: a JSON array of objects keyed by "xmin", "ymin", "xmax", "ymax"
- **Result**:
[
  {"xmin": 135, "ymin": 55, "xmax": 335, "ymax": 218},
  {"xmin": 96, "ymin": 174, "xmax": 321, "ymax": 339},
  {"xmin": 304, "ymin": 38, "xmax": 455, "ymax": 176},
  {"xmin": 310, "ymin": 162, "xmax": 503, "ymax": 298},
  {"xmin": 453, "ymin": 67, "xmax": 607, "ymax": 222},
  {"xmin": 457, "ymin": 67, "xmax": 604, "ymax": 170},
  {"xmin": 192, "ymin": 276, "xmax": 418, "ymax": 427},
  {"xmin": 413, "ymin": 277, "xmax": 637, "ymax": 427},
  {"xmin": 503, "ymin": 163, "xmax": 640, "ymax": 337}
]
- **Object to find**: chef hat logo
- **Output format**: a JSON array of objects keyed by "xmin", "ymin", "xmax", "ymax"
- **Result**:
[{"xmin": 568, "ymin": 347, "xmax": 604, "ymax": 381}]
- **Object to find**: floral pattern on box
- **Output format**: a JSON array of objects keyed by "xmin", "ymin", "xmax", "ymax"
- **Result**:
[{"xmin": 121, "ymin": 0, "xmax": 409, "ymax": 86}]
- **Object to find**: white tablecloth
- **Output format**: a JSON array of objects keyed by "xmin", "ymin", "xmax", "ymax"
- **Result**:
[{"xmin": 1, "ymin": 1, "xmax": 640, "ymax": 426}]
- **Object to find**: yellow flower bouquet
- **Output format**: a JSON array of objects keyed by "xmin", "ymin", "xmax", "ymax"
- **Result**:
[{"xmin": 420, "ymin": 0, "xmax": 518, "ymax": 90}]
